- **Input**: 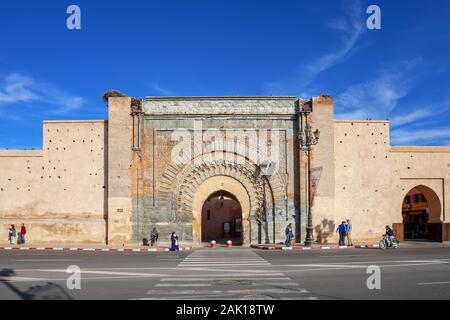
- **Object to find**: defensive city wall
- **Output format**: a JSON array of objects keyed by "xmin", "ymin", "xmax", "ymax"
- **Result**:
[{"xmin": 0, "ymin": 94, "xmax": 449, "ymax": 245}]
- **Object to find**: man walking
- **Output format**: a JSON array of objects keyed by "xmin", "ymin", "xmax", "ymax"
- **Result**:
[
  {"xmin": 345, "ymin": 219, "xmax": 353, "ymax": 246},
  {"xmin": 150, "ymin": 227, "xmax": 159, "ymax": 247},
  {"xmin": 285, "ymin": 223, "xmax": 293, "ymax": 247},
  {"xmin": 336, "ymin": 221, "xmax": 346, "ymax": 246}
]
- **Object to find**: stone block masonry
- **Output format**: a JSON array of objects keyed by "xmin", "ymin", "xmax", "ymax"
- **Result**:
[{"xmin": 1, "ymin": 92, "xmax": 449, "ymax": 245}]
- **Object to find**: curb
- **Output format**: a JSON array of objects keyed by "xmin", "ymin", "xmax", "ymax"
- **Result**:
[
  {"xmin": 354, "ymin": 244, "xmax": 380, "ymax": 249},
  {"xmin": 0, "ymin": 246, "xmax": 192, "ymax": 253},
  {"xmin": 251, "ymin": 244, "xmax": 380, "ymax": 251}
]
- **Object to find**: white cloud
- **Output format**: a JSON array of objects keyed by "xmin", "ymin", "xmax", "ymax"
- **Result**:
[
  {"xmin": 391, "ymin": 128, "xmax": 450, "ymax": 145},
  {"xmin": 0, "ymin": 73, "xmax": 39, "ymax": 104},
  {"xmin": 303, "ymin": 1, "xmax": 364, "ymax": 86},
  {"xmin": 0, "ymin": 73, "xmax": 85, "ymax": 114},
  {"xmin": 150, "ymin": 83, "xmax": 175, "ymax": 96},
  {"xmin": 264, "ymin": 0, "xmax": 364, "ymax": 96},
  {"xmin": 335, "ymin": 59, "xmax": 422, "ymax": 120},
  {"xmin": 390, "ymin": 109, "xmax": 431, "ymax": 128}
]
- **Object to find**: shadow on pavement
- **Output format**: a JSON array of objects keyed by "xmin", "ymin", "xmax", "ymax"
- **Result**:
[{"xmin": 0, "ymin": 268, "xmax": 73, "ymax": 300}]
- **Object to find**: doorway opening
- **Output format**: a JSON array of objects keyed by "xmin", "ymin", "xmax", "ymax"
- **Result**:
[
  {"xmin": 201, "ymin": 191, "xmax": 243, "ymax": 245},
  {"xmin": 401, "ymin": 185, "xmax": 441, "ymax": 241}
]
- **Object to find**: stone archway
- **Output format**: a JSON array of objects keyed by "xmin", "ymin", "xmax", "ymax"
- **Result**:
[
  {"xmin": 192, "ymin": 176, "xmax": 250, "ymax": 245},
  {"xmin": 156, "ymin": 150, "xmax": 289, "ymax": 245}
]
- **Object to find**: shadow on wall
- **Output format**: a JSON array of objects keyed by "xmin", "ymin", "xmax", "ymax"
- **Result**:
[
  {"xmin": 0, "ymin": 269, "xmax": 73, "ymax": 300},
  {"xmin": 314, "ymin": 219, "xmax": 336, "ymax": 244}
]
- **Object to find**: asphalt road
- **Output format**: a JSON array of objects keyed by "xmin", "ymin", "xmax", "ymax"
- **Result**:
[{"xmin": 1, "ymin": 246, "xmax": 450, "ymax": 300}]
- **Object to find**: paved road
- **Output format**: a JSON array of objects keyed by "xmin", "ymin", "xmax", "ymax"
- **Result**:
[{"xmin": 1, "ymin": 246, "xmax": 450, "ymax": 300}]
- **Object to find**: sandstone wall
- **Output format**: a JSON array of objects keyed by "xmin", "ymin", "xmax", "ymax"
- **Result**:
[
  {"xmin": 0, "ymin": 121, "xmax": 107, "ymax": 244},
  {"xmin": 308, "ymin": 96, "xmax": 336, "ymax": 243},
  {"xmin": 333, "ymin": 120, "xmax": 393, "ymax": 242},
  {"xmin": 334, "ymin": 121, "xmax": 450, "ymax": 242}
]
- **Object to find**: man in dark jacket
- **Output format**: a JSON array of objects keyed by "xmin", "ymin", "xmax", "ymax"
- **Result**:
[
  {"xmin": 385, "ymin": 225, "xmax": 395, "ymax": 246},
  {"xmin": 285, "ymin": 223, "xmax": 293, "ymax": 247},
  {"xmin": 150, "ymin": 227, "xmax": 159, "ymax": 247},
  {"xmin": 336, "ymin": 221, "xmax": 347, "ymax": 246}
]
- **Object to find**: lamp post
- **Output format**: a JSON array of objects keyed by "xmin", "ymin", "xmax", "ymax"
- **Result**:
[{"xmin": 298, "ymin": 123, "xmax": 320, "ymax": 247}]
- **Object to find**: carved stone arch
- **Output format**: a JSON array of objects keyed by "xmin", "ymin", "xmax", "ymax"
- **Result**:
[
  {"xmin": 176, "ymin": 160, "xmax": 265, "ymax": 220},
  {"xmin": 158, "ymin": 136, "xmax": 262, "ymax": 195},
  {"xmin": 156, "ymin": 149, "xmax": 289, "ymax": 240}
]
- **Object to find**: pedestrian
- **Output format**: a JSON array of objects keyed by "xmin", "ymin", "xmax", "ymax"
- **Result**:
[
  {"xmin": 170, "ymin": 231, "xmax": 179, "ymax": 252},
  {"xmin": 336, "ymin": 221, "xmax": 346, "ymax": 246},
  {"xmin": 285, "ymin": 223, "xmax": 293, "ymax": 247},
  {"xmin": 8, "ymin": 224, "xmax": 17, "ymax": 245},
  {"xmin": 150, "ymin": 227, "xmax": 159, "ymax": 247},
  {"xmin": 345, "ymin": 219, "xmax": 353, "ymax": 246},
  {"xmin": 20, "ymin": 223, "xmax": 27, "ymax": 245}
]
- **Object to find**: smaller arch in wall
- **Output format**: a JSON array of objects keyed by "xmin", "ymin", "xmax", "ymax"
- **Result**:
[{"xmin": 400, "ymin": 185, "xmax": 443, "ymax": 242}]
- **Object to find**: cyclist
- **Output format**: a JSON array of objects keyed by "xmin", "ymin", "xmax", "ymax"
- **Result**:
[{"xmin": 385, "ymin": 225, "xmax": 395, "ymax": 247}]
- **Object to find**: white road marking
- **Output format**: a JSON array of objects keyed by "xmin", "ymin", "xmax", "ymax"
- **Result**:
[
  {"xmin": 165, "ymin": 273, "xmax": 286, "ymax": 277},
  {"xmin": 183, "ymin": 257, "xmax": 265, "ymax": 260},
  {"xmin": 279, "ymin": 261, "xmax": 447, "ymax": 271},
  {"xmin": 36, "ymin": 269, "xmax": 168, "ymax": 277},
  {"xmin": 146, "ymin": 288, "xmax": 309, "ymax": 295},
  {"xmin": 140, "ymin": 250, "xmax": 317, "ymax": 300},
  {"xmin": 155, "ymin": 283, "xmax": 211, "ymax": 287},
  {"xmin": 160, "ymin": 277, "xmax": 292, "ymax": 282},
  {"xmin": 264, "ymin": 282, "xmax": 300, "ymax": 287},
  {"xmin": 11, "ymin": 259, "xmax": 81, "ymax": 262},
  {"xmin": 417, "ymin": 281, "xmax": 450, "ymax": 286},
  {"xmin": 0, "ymin": 276, "xmax": 48, "ymax": 282},
  {"xmin": 179, "ymin": 263, "xmax": 271, "ymax": 267},
  {"xmin": 319, "ymin": 254, "xmax": 378, "ymax": 258}
]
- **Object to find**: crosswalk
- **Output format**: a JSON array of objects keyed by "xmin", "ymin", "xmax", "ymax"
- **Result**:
[
  {"xmin": 178, "ymin": 249, "xmax": 271, "ymax": 268},
  {"xmin": 140, "ymin": 249, "xmax": 318, "ymax": 300}
]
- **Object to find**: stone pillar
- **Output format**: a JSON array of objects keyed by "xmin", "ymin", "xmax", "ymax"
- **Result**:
[
  {"xmin": 309, "ymin": 96, "xmax": 336, "ymax": 243},
  {"xmin": 107, "ymin": 96, "xmax": 134, "ymax": 245}
]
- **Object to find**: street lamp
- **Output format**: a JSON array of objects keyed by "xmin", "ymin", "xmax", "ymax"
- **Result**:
[{"xmin": 298, "ymin": 123, "xmax": 320, "ymax": 247}]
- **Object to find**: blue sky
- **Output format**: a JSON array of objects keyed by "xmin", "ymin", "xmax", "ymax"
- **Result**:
[{"xmin": 0, "ymin": 0, "xmax": 449, "ymax": 148}]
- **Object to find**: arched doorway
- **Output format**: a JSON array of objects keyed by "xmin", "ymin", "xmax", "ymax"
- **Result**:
[
  {"xmin": 191, "ymin": 175, "xmax": 252, "ymax": 245},
  {"xmin": 201, "ymin": 191, "xmax": 243, "ymax": 245},
  {"xmin": 401, "ymin": 185, "xmax": 442, "ymax": 241}
]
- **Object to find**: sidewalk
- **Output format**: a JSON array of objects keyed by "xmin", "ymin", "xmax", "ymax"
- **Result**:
[
  {"xmin": 0, "ymin": 242, "xmax": 192, "ymax": 253},
  {"xmin": 251, "ymin": 243, "xmax": 357, "ymax": 251},
  {"xmin": 1, "ymin": 240, "xmax": 448, "ymax": 253},
  {"xmin": 251, "ymin": 240, "xmax": 450, "ymax": 251}
]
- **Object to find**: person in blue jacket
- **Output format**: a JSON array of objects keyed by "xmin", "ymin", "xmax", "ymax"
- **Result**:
[
  {"xmin": 285, "ymin": 223, "xmax": 294, "ymax": 247},
  {"xmin": 346, "ymin": 219, "xmax": 353, "ymax": 246},
  {"xmin": 336, "ymin": 221, "xmax": 347, "ymax": 246}
]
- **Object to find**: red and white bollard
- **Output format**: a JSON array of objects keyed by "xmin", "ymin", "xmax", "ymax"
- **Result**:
[
  {"xmin": 227, "ymin": 240, "xmax": 232, "ymax": 248},
  {"xmin": 210, "ymin": 240, "xmax": 217, "ymax": 248}
]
